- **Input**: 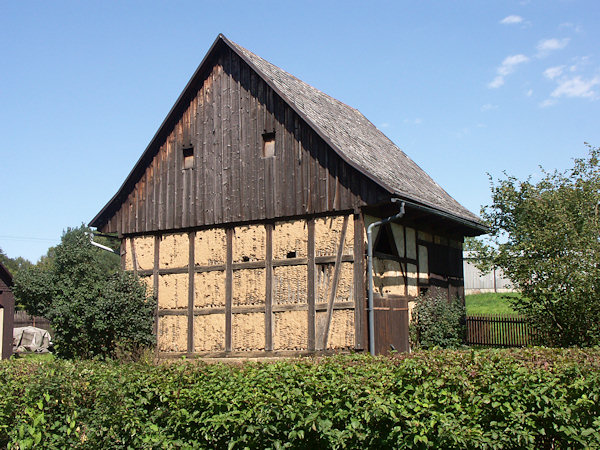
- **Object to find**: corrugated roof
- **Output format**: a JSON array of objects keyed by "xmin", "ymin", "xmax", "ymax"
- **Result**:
[{"xmin": 226, "ymin": 37, "xmax": 481, "ymax": 225}]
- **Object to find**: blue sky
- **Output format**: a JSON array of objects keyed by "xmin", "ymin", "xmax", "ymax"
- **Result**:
[{"xmin": 1, "ymin": 1, "xmax": 599, "ymax": 263}]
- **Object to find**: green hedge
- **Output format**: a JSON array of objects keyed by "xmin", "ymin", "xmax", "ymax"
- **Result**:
[{"xmin": 1, "ymin": 349, "xmax": 599, "ymax": 448}]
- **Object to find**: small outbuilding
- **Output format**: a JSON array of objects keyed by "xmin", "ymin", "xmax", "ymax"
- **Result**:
[
  {"xmin": 0, "ymin": 262, "xmax": 15, "ymax": 359},
  {"xmin": 91, "ymin": 34, "xmax": 485, "ymax": 358}
]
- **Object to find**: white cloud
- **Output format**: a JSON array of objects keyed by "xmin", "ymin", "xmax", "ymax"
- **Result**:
[
  {"xmin": 539, "ymin": 99, "xmax": 556, "ymax": 108},
  {"xmin": 379, "ymin": 122, "xmax": 390, "ymax": 128},
  {"xmin": 526, "ymin": 89, "xmax": 533, "ymax": 97},
  {"xmin": 536, "ymin": 38, "xmax": 570, "ymax": 57},
  {"xmin": 543, "ymin": 65, "xmax": 565, "ymax": 80},
  {"xmin": 559, "ymin": 22, "xmax": 583, "ymax": 33},
  {"xmin": 500, "ymin": 15, "xmax": 523, "ymax": 25},
  {"xmin": 488, "ymin": 54, "xmax": 529, "ymax": 88},
  {"xmin": 551, "ymin": 76, "xmax": 600, "ymax": 99},
  {"xmin": 403, "ymin": 118, "xmax": 422, "ymax": 125},
  {"xmin": 488, "ymin": 76, "xmax": 504, "ymax": 88},
  {"xmin": 480, "ymin": 103, "xmax": 498, "ymax": 112}
]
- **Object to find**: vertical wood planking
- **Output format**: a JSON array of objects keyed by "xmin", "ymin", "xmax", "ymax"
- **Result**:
[
  {"xmin": 225, "ymin": 227, "xmax": 233, "ymax": 352},
  {"xmin": 353, "ymin": 213, "xmax": 365, "ymax": 350},
  {"xmin": 205, "ymin": 70, "xmax": 215, "ymax": 225},
  {"xmin": 100, "ymin": 51, "xmax": 388, "ymax": 235},
  {"xmin": 222, "ymin": 52, "xmax": 232, "ymax": 223},
  {"xmin": 187, "ymin": 231, "xmax": 195, "ymax": 355},
  {"xmin": 307, "ymin": 218, "xmax": 316, "ymax": 351},
  {"xmin": 265, "ymin": 223, "xmax": 273, "ymax": 351},
  {"xmin": 213, "ymin": 62, "xmax": 223, "ymax": 224}
]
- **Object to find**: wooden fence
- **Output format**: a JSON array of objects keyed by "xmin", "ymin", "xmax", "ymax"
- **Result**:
[
  {"xmin": 466, "ymin": 314, "xmax": 536, "ymax": 347},
  {"xmin": 13, "ymin": 310, "xmax": 53, "ymax": 336}
]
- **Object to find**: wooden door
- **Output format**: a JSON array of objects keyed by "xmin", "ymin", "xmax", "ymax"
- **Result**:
[{"xmin": 373, "ymin": 294, "xmax": 409, "ymax": 355}]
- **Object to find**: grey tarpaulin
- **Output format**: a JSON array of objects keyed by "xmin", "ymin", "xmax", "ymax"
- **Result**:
[{"xmin": 13, "ymin": 326, "xmax": 52, "ymax": 353}]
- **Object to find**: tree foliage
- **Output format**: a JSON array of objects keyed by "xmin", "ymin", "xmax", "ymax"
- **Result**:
[
  {"xmin": 13, "ymin": 226, "xmax": 155, "ymax": 359},
  {"xmin": 480, "ymin": 144, "xmax": 600, "ymax": 346},
  {"xmin": 0, "ymin": 248, "xmax": 32, "ymax": 278}
]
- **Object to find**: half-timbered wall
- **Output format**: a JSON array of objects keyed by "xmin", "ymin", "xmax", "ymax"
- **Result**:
[
  {"xmin": 125, "ymin": 213, "xmax": 364, "ymax": 357},
  {"xmin": 101, "ymin": 46, "xmax": 388, "ymax": 235}
]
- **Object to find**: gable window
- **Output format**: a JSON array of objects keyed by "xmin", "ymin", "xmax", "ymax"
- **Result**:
[
  {"xmin": 262, "ymin": 132, "xmax": 275, "ymax": 158},
  {"xmin": 182, "ymin": 146, "xmax": 194, "ymax": 169}
]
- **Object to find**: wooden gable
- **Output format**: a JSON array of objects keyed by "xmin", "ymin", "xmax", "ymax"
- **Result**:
[{"xmin": 96, "ymin": 42, "xmax": 388, "ymax": 235}]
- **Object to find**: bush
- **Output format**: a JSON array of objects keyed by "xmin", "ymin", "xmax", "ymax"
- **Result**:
[
  {"xmin": 410, "ymin": 290, "xmax": 466, "ymax": 349},
  {"xmin": 1, "ymin": 349, "xmax": 599, "ymax": 448},
  {"xmin": 13, "ymin": 226, "xmax": 155, "ymax": 359}
]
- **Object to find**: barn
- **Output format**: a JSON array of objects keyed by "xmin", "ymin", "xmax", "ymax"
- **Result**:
[
  {"xmin": 90, "ymin": 34, "xmax": 485, "ymax": 358},
  {"xmin": 0, "ymin": 262, "xmax": 15, "ymax": 359}
]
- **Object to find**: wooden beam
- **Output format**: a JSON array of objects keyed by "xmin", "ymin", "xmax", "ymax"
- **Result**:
[
  {"xmin": 353, "ymin": 212, "xmax": 365, "ymax": 350},
  {"xmin": 225, "ymin": 228, "xmax": 233, "ymax": 352},
  {"xmin": 153, "ymin": 235, "xmax": 160, "ymax": 356},
  {"xmin": 307, "ymin": 218, "xmax": 316, "ymax": 351},
  {"xmin": 321, "ymin": 215, "xmax": 349, "ymax": 349},
  {"xmin": 265, "ymin": 223, "xmax": 273, "ymax": 351},
  {"xmin": 187, "ymin": 231, "xmax": 195, "ymax": 356},
  {"xmin": 158, "ymin": 301, "xmax": 356, "ymax": 317},
  {"xmin": 130, "ymin": 238, "xmax": 139, "ymax": 276}
]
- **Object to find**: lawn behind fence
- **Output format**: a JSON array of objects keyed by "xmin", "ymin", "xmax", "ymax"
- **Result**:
[{"xmin": 465, "ymin": 292, "xmax": 520, "ymax": 315}]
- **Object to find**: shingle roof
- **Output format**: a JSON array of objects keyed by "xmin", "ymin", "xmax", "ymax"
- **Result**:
[
  {"xmin": 225, "ymin": 37, "xmax": 481, "ymax": 225},
  {"xmin": 90, "ymin": 34, "xmax": 483, "ymax": 230}
]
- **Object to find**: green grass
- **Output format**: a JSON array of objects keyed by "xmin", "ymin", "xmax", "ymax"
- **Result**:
[{"xmin": 465, "ymin": 292, "xmax": 520, "ymax": 315}]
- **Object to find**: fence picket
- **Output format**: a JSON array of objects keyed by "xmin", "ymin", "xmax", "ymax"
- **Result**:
[{"xmin": 466, "ymin": 313, "xmax": 534, "ymax": 347}]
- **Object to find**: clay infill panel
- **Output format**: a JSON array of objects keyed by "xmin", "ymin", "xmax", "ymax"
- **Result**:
[
  {"xmin": 124, "ymin": 236, "xmax": 155, "ymax": 271},
  {"xmin": 194, "ymin": 314, "xmax": 225, "ymax": 352},
  {"xmin": 273, "ymin": 310, "xmax": 308, "ymax": 351},
  {"xmin": 158, "ymin": 315, "xmax": 187, "ymax": 352},
  {"xmin": 314, "ymin": 215, "xmax": 354, "ymax": 257},
  {"xmin": 233, "ymin": 225, "xmax": 266, "ymax": 262},
  {"xmin": 233, "ymin": 269, "xmax": 266, "ymax": 306},
  {"xmin": 195, "ymin": 228, "xmax": 226, "ymax": 265},
  {"xmin": 160, "ymin": 233, "xmax": 189, "ymax": 268},
  {"xmin": 194, "ymin": 271, "xmax": 226, "ymax": 308},
  {"xmin": 232, "ymin": 313, "xmax": 266, "ymax": 351},
  {"xmin": 316, "ymin": 262, "xmax": 354, "ymax": 304},
  {"xmin": 273, "ymin": 220, "xmax": 308, "ymax": 259},
  {"xmin": 158, "ymin": 273, "xmax": 188, "ymax": 309},
  {"xmin": 273, "ymin": 266, "xmax": 307, "ymax": 305}
]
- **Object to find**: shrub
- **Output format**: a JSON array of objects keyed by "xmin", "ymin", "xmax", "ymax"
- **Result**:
[
  {"xmin": 410, "ymin": 290, "xmax": 466, "ymax": 349},
  {"xmin": 1, "ymin": 349, "xmax": 599, "ymax": 448},
  {"xmin": 13, "ymin": 226, "xmax": 155, "ymax": 359}
]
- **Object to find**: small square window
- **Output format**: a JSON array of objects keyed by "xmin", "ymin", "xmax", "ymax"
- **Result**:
[
  {"xmin": 262, "ymin": 132, "xmax": 275, "ymax": 158},
  {"xmin": 183, "ymin": 146, "xmax": 194, "ymax": 169}
]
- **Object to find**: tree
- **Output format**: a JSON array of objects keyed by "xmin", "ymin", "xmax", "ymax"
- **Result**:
[
  {"xmin": 13, "ymin": 225, "xmax": 155, "ymax": 359},
  {"xmin": 480, "ymin": 144, "xmax": 600, "ymax": 346},
  {"xmin": 0, "ymin": 248, "xmax": 33, "ymax": 278}
]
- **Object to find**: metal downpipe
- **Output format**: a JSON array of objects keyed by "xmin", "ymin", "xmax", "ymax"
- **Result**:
[{"xmin": 367, "ymin": 199, "xmax": 405, "ymax": 356}]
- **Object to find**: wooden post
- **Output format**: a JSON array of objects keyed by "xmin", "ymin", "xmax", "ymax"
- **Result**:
[
  {"xmin": 321, "ymin": 215, "xmax": 349, "ymax": 349},
  {"xmin": 307, "ymin": 218, "xmax": 316, "ymax": 351},
  {"xmin": 130, "ymin": 238, "xmax": 139, "ymax": 276},
  {"xmin": 153, "ymin": 235, "xmax": 160, "ymax": 356},
  {"xmin": 187, "ymin": 231, "xmax": 195, "ymax": 356},
  {"xmin": 265, "ymin": 224, "xmax": 273, "ymax": 351},
  {"xmin": 353, "ymin": 213, "xmax": 365, "ymax": 350},
  {"xmin": 225, "ymin": 228, "xmax": 233, "ymax": 352}
]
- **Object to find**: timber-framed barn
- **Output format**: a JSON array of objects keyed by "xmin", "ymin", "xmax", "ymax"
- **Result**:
[{"xmin": 90, "ymin": 34, "xmax": 485, "ymax": 358}]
